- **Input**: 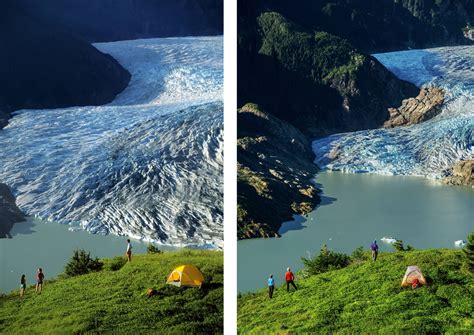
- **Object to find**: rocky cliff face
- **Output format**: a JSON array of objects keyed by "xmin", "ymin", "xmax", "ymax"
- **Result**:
[
  {"xmin": 0, "ymin": 184, "xmax": 25, "ymax": 238},
  {"xmin": 0, "ymin": 1, "xmax": 131, "ymax": 128},
  {"xmin": 443, "ymin": 160, "xmax": 474, "ymax": 187},
  {"xmin": 237, "ymin": 104, "xmax": 320, "ymax": 239},
  {"xmin": 384, "ymin": 87, "xmax": 445, "ymax": 128}
]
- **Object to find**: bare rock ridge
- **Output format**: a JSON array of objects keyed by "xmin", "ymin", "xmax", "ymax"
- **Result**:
[
  {"xmin": 443, "ymin": 160, "xmax": 474, "ymax": 187},
  {"xmin": 0, "ymin": 183, "xmax": 25, "ymax": 238},
  {"xmin": 237, "ymin": 104, "xmax": 320, "ymax": 239},
  {"xmin": 384, "ymin": 87, "xmax": 445, "ymax": 128}
]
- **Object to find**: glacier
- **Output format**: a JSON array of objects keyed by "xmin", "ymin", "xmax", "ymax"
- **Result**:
[
  {"xmin": 313, "ymin": 46, "xmax": 474, "ymax": 178},
  {"xmin": 0, "ymin": 37, "xmax": 223, "ymax": 248}
]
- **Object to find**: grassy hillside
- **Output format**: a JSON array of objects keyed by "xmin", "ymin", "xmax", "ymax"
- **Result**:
[
  {"xmin": 238, "ymin": 249, "xmax": 473, "ymax": 334},
  {"xmin": 0, "ymin": 249, "xmax": 223, "ymax": 334}
]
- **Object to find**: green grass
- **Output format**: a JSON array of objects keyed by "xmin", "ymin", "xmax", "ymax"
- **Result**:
[
  {"xmin": 0, "ymin": 249, "xmax": 223, "ymax": 334},
  {"xmin": 238, "ymin": 249, "xmax": 473, "ymax": 334}
]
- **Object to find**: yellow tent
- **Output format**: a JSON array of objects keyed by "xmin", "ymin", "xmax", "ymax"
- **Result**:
[
  {"xmin": 166, "ymin": 264, "xmax": 205, "ymax": 288},
  {"xmin": 401, "ymin": 266, "xmax": 426, "ymax": 287}
]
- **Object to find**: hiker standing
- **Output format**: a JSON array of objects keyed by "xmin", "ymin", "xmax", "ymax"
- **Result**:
[
  {"xmin": 20, "ymin": 274, "xmax": 26, "ymax": 298},
  {"xmin": 126, "ymin": 239, "xmax": 132, "ymax": 262},
  {"xmin": 371, "ymin": 240, "xmax": 379, "ymax": 262},
  {"xmin": 35, "ymin": 268, "xmax": 44, "ymax": 293},
  {"xmin": 268, "ymin": 274, "xmax": 275, "ymax": 299},
  {"xmin": 285, "ymin": 267, "xmax": 297, "ymax": 292}
]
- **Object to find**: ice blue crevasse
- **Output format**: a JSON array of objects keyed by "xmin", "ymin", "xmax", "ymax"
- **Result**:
[
  {"xmin": 313, "ymin": 46, "xmax": 474, "ymax": 178},
  {"xmin": 0, "ymin": 37, "xmax": 223, "ymax": 248}
]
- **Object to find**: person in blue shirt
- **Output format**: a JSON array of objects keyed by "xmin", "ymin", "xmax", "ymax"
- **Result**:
[{"xmin": 268, "ymin": 274, "xmax": 275, "ymax": 299}]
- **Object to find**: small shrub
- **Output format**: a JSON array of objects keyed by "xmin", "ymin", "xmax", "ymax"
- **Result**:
[
  {"xmin": 147, "ymin": 244, "xmax": 163, "ymax": 254},
  {"xmin": 109, "ymin": 256, "xmax": 127, "ymax": 271},
  {"xmin": 302, "ymin": 244, "xmax": 350, "ymax": 276},
  {"xmin": 463, "ymin": 230, "xmax": 474, "ymax": 275},
  {"xmin": 351, "ymin": 246, "xmax": 368, "ymax": 261},
  {"xmin": 393, "ymin": 240, "xmax": 414, "ymax": 252},
  {"xmin": 64, "ymin": 249, "xmax": 103, "ymax": 277},
  {"xmin": 393, "ymin": 240, "xmax": 404, "ymax": 251}
]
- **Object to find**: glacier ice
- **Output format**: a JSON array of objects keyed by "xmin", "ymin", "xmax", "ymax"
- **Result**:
[
  {"xmin": 0, "ymin": 37, "xmax": 223, "ymax": 248},
  {"xmin": 313, "ymin": 46, "xmax": 474, "ymax": 178}
]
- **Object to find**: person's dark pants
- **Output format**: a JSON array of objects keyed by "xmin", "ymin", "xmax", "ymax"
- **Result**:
[
  {"xmin": 268, "ymin": 285, "xmax": 274, "ymax": 299},
  {"xmin": 372, "ymin": 250, "xmax": 378, "ymax": 261},
  {"xmin": 286, "ymin": 280, "xmax": 297, "ymax": 292}
]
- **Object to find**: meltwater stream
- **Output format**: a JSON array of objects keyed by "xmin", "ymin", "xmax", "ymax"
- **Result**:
[
  {"xmin": 313, "ymin": 46, "xmax": 474, "ymax": 178},
  {"xmin": 0, "ymin": 37, "xmax": 223, "ymax": 248}
]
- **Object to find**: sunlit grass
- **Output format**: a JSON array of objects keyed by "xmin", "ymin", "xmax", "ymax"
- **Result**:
[
  {"xmin": 238, "ymin": 249, "xmax": 473, "ymax": 334},
  {"xmin": 0, "ymin": 249, "xmax": 223, "ymax": 334}
]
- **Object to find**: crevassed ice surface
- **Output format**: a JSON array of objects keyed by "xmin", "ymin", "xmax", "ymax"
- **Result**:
[
  {"xmin": 0, "ymin": 37, "xmax": 223, "ymax": 248},
  {"xmin": 313, "ymin": 46, "xmax": 474, "ymax": 178}
]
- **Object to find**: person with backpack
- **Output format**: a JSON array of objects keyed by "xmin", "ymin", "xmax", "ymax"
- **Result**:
[
  {"xmin": 35, "ymin": 268, "xmax": 44, "ymax": 293},
  {"xmin": 267, "ymin": 274, "xmax": 275, "ymax": 299},
  {"xmin": 371, "ymin": 240, "xmax": 379, "ymax": 261},
  {"xmin": 285, "ymin": 267, "xmax": 297, "ymax": 292}
]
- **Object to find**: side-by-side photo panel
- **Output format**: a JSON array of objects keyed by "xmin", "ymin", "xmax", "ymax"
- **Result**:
[
  {"xmin": 0, "ymin": 1, "xmax": 223, "ymax": 333},
  {"xmin": 237, "ymin": 1, "xmax": 474, "ymax": 333}
]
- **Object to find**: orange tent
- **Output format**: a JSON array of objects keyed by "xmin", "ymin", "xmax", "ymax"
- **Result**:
[{"xmin": 401, "ymin": 266, "xmax": 426, "ymax": 287}]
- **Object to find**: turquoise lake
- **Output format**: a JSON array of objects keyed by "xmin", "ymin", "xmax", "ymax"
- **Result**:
[
  {"xmin": 0, "ymin": 218, "xmax": 177, "ymax": 293},
  {"xmin": 238, "ymin": 171, "xmax": 473, "ymax": 293}
]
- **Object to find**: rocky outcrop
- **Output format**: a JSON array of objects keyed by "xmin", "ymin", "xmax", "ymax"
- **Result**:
[
  {"xmin": 0, "ymin": 1, "xmax": 131, "ymax": 128},
  {"xmin": 464, "ymin": 26, "xmax": 474, "ymax": 41},
  {"xmin": 237, "ymin": 104, "xmax": 320, "ymax": 239},
  {"xmin": 443, "ymin": 160, "xmax": 474, "ymax": 187},
  {"xmin": 384, "ymin": 87, "xmax": 445, "ymax": 128},
  {"xmin": 0, "ymin": 184, "xmax": 25, "ymax": 238}
]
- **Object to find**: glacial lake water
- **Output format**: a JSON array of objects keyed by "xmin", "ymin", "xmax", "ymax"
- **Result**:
[
  {"xmin": 0, "ymin": 218, "xmax": 177, "ymax": 293},
  {"xmin": 237, "ymin": 171, "xmax": 473, "ymax": 293}
]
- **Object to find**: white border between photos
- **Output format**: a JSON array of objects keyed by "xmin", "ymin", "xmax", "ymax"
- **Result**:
[{"xmin": 223, "ymin": 0, "xmax": 237, "ymax": 333}]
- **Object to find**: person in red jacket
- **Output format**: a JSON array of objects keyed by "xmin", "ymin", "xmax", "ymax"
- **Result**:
[
  {"xmin": 285, "ymin": 267, "xmax": 297, "ymax": 292},
  {"xmin": 35, "ymin": 268, "xmax": 44, "ymax": 293}
]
